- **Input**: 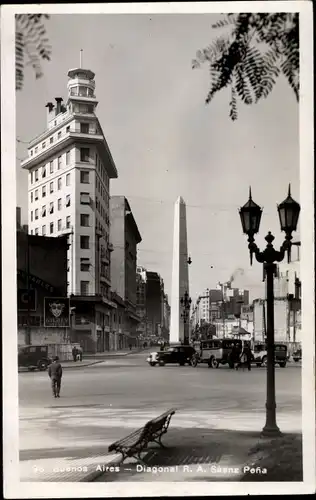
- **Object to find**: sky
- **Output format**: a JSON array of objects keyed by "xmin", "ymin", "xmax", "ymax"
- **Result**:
[{"xmin": 16, "ymin": 13, "xmax": 300, "ymax": 303}]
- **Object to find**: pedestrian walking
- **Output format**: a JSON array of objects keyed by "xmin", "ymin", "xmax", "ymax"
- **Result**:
[
  {"xmin": 241, "ymin": 344, "xmax": 252, "ymax": 371},
  {"xmin": 48, "ymin": 356, "xmax": 63, "ymax": 398},
  {"xmin": 79, "ymin": 346, "xmax": 83, "ymax": 361},
  {"xmin": 72, "ymin": 346, "xmax": 77, "ymax": 362}
]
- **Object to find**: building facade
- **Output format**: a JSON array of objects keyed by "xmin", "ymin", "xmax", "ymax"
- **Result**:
[
  {"xmin": 21, "ymin": 65, "xmax": 118, "ymax": 353},
  {"xmin": 17, "ymin": 230, "xmax": 68, "ymax": 346},
  {"xmin": 146, "ymin": 271, "xmax": 163, "ymax": 337},
  {"xmin": 136, "ymin": 267, "xmax": 147, "ymax": 337},
  {"xmin": 110, "ymin": 196, "xmax": 142, "ymax": 343}
]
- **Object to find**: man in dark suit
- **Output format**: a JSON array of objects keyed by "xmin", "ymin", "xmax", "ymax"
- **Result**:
[{"xmin": 48, "ymin": 356, "xmax": 63, "ymax": 398}]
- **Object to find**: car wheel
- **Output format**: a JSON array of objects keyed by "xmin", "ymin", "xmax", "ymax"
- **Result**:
[
  {"xmin": 38, "ymin": 360, "xmax": 48, "ymax": 371},
  {"xmin": 191, "ymin": 357, "xmax": 198, "ymax": 367},
  {"xmin": 261, "ymin": 356, "xmax": 267, "ymax": 367},
  {"xmin": 149, "ymin": 362, "xmax": 156, "ymax": 367},
  {"xmin": 159, "ymin": 360, "xmax": 165, "ymax": 366},
  {"xmin": 279, "ymin": 362, "xmax": 286, "ymax": 368},
  {"xmin": 256, "ymin": 363, "xmax": 261, "ymax": 367},
  {"xmin": 212, "ymin": 358, "xmax": 219, "ymax": 369},
  {"xmin": 179, "ymin": 362, "xmax": 185, "ymax": 366}
]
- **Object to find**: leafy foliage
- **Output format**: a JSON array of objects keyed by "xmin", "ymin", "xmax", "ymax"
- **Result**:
[
  {"xmin": 192, "ymin": 13, "xmax": 299, "ymax": 120},
  {"xmin": 15, "ymin": 14, "xmax": 51, "ymax": 91}
]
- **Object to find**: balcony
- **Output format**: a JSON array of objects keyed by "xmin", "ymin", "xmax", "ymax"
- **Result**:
[{"xmin": 108, "ymin": 242, "xmax": 114, "ymax": 252}]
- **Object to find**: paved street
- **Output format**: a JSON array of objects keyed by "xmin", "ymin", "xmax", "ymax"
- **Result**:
[{"xmin": 19, "ymin": 350, "xmax": 302, "ymax": 482}]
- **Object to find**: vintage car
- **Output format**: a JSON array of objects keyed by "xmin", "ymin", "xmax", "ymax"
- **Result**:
[
  {"xmin": 18, "ymin": 344, "xmax": 52, "ymax": 371},
  {"xmin": 252, "ymin": 342, "xmax": 288, "ymax": 368},
  {"xmin": 147, "ymin": 344, "xmax": 196, "ymax": 367},
  {"xmin": 191, "ymin": 338, "xmax": 252, "ymax": 369},
  {"xmin": 292, "ymin": 348, "xmax": 302, "ymax": 363}
]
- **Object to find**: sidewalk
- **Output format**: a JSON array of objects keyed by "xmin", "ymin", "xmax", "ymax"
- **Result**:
[{"xmin": 83, "ymin": 347, "xmax": 147, "ymax": 359}]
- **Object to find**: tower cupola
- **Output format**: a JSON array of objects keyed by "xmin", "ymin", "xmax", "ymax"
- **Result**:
[{"xmin": 67, "ymin": 50, "xmax": 98, "ymax": 114}]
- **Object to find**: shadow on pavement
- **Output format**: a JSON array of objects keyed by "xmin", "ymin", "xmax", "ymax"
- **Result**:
[{"xmin": 94, "ymin": 427, "xmax": 302, "ymax": 482}]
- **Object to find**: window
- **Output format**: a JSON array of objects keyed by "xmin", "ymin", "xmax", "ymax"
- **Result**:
[
  {"xmin": 31, "ymin": 172, "xmax": 33, "ymax": 184},
  {"xmin": 42, "ymin": 185, "xmax": 46, "ymax": 198},
  {"xmin": 31, "ymin": 230, "xmax": 33, "ymax": 235},
  {"xmin": 58, "ymin": 131, "xmax": 61, "ymax": 139},
  {"xmin": 58, "ymin": 177, "xmax": 62, "ymax": 190},
  {"xmin": 42, "ymin": 166, "xmax": 46, "ymax": 178},
  {"xmin": 80, "ymin": 214, "xmax": 89, "ymax": 227},
  {"xmin": 80, "ymin": 258, "xmax": 90, "ymax": 272},
  {"xmin": 42, "ymin": 142, "xmax": 46, "ymax": 149},
  {"xmin": 58, "ymin": 219, "xmax": 62, "ymax": 231},
  {"xmin": 80, "ymin": 281, "xmax": 89, "ymax": 295},
  {"xmin": 66, "ymin": 125, "xmax": 70, "ymax": 132},
  {"xmin": 80, "ymin": 235, "xmax": 90, "ymax": 249},
  {"xmin": 35, "ymin": 228, "xmax": 39, "ymax": 235},
  {"xmin": 30, "ymin": 192, "xmax": 33, "ymax": 203},
  {"xmin": 66, "ymin": 151, "xmax": 70, "ymax": 165},
  {"xmin": 35, "ymin": 189, "xmax": 39, "ymax": 201},
  {"xmin": 80, "ymin": 170, "xmax": 89, "ymax": 183},
  {"xmin": 35, "ymin": 169, "xmax": 39, "ymax": 181},
  {"xmin": 50, "ymin": 222, "xmax": 54, "ymax": 234},
  {"xmin": 50, "ymin": 137, "xmax": 53, "ymax": 144},
  {"xmin": 66, "ymin": 216, "xmax": 71, "ymax": 229},
  {"xmin": 31, "ymin": 150, "xmax": 33, "ymax": 157},
  {"xmin": 80, "ymin": 123, "xmax": 89, "ymax": 134},
  {"xmin": 49, "ymin": 182, "xmax": 53, "ymax": 194},
  {"xmin": 58, "ymin": 198, "xmax": 62, "ymax": 211},
  {"xmin": 35, "ymin": 147, "xmax": 38, "ymax": 154},
  {"xmin": 42, "ymin": 205, "xmax": 46, "ymax": 217},
  {"xmin": 50, "ymin": 161, "xmax": 54, "ymax": 173},
  {"xmin": 80, "ymin": 148, "xmax": 90, "ymax": 163},
  {"xmin": 66, "ymin": 194, "xmax": 71, "ymax": 207},
  {"xmin": 58, "ymin": 156, "xmax": 62, "ymax": 169},
  {"xmin": 66, "ymin": 173, "xmax": 70, "ymax": 186},
  {"xmin": 42, "ymin": 225, "xmax": 46, "ymax": 236},
  {"xmin": 49, "ymin": 202, "xmax": 54, "ymax": 214},
  {"xmin": 80, "ymin": 192, "xmax": 90, "ymax": 204},
  {"xmin": 31, "ymin": 211, "xmax": 33, "ymax": 222},
  {"xmin": 35, "ymin": 209, "xmax": 39, "ymax": 220}
]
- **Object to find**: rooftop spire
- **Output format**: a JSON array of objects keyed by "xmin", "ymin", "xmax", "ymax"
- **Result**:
[{"xmin": 80, "ymin": 49, "xmax": 83, "ymax": 69}]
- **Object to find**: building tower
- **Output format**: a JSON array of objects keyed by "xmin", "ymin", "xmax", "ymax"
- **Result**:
[
  {"xmin": 170, "ymin": 196, "xmax": 190, "ymax": 343},
  {"xmin": 21, "ymin": 61, "xmax": 118, "ymax": 353}
]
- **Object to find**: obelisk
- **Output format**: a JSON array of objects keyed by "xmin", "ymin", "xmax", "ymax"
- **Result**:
[{"xmin": 170, "ymin": 196, "xmax": 190, "ymax": 344}]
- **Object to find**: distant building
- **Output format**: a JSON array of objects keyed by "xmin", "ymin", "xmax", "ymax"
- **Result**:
[
  {"xmin": 136, "ymin": 267, "xmax": 147, "ymax": 337},
  {"xmin": 253, "ymin": 242, "xmax": 301, "ymax": 348},
  {"xmin": 146, "ymin": 271, "xmax": 163, "ymax": 337},
  {"xmin": 17, "ymin": 232, "xmax": 68, "ymax": 346},
  {"xmin": 110, "ymin": 196, "xmax": 142, "ymax": 344}
]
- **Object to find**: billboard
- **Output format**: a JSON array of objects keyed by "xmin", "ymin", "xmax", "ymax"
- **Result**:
[
  {"xmin": 17, "ymin": 289, "xmax": 36, "ymax": 311},
  {"xmin": 44, "ymin": 297, "xmax": 70, "ymax": 327}
]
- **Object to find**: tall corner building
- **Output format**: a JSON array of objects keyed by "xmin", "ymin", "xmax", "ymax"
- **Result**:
[{"xmin": 21, "ymin": 65, "xmax": 118, "ymax": 353}]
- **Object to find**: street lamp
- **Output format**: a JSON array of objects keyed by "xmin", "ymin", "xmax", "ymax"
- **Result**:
[
  {"xmin": 180, "ymin": 291, "xmax": 192, "ymax": 344},
  {"xmin": 239, "ymin": 185, "xmax": 300, "ymax": 437}
]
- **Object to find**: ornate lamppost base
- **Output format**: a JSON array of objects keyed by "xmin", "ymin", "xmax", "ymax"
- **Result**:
[{"xmin": 261, "ymin": 426, "xmax": 283, "ymax": 438}]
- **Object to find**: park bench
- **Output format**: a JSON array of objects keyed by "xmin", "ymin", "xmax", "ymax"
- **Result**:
[{"xmin": 108, "ymin": 408, "xmax": 176, "ymax": 464}]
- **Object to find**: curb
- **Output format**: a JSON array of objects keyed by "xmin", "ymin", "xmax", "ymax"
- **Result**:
[{"xmin": 62, "ymin": 360, "xmax": 105, "ymax": 369}]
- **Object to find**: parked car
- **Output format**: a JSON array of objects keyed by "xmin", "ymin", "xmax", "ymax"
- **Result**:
[
  {"xmin": 252, "ymin": 342, "xmax": 288, "ymax": 368},
  {"xmin": 18, "ymin": 344, "xmax": 52, "ymax": 371},
  {"xmin": 191, "ymin": 338, "xmax": 252, "ymax": 369},
  {"xmin": 292, "ymin": 348, "xmax": 302, "ymax": 362},
  {"xmin": 147, "ymin": 345, "xmax": 196, "ymax": 366}
]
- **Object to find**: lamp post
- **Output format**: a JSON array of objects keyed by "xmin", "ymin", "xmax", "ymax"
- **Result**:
[
  {"xmin": 180, "ymin": 290, "xmax": 192, "ymax": 345},
  {"xmin": 239, "ymin": 185, "xmax": 300, "ymax": 437}
]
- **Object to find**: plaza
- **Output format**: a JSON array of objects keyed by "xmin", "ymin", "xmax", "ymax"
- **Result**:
[{"xmin": 19, "ymin": 350, "xmax": 302, "ymax": 482}]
